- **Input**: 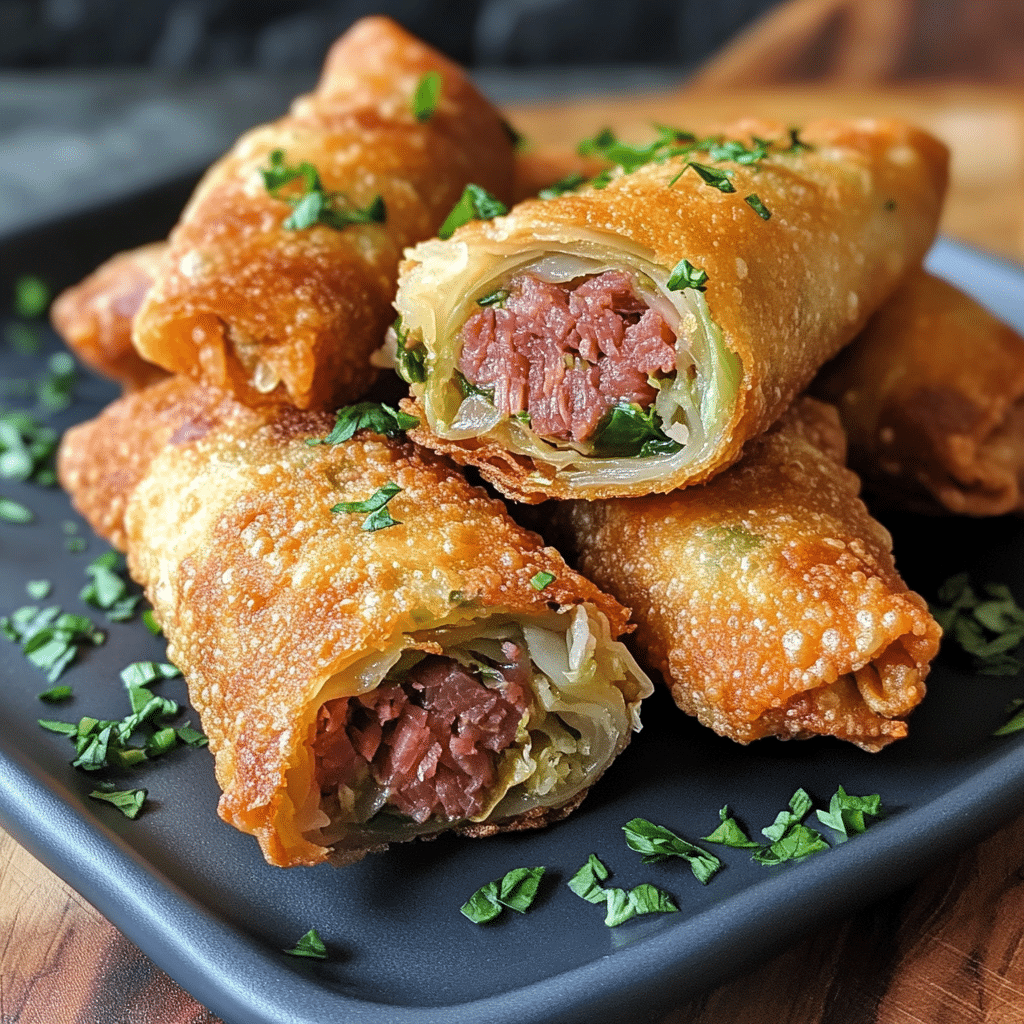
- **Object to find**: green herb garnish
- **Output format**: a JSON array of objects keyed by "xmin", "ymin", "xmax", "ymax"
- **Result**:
[
  {"xmin": 25, "ymin": 579, "xmax": 51, "ymax": 600},
  {"xmin": 2, "ymin": 604, "xmax": 104, "ymax": 681},
  {"xmin": 591, "ymin": 403, "xmax": 683, "ymax": 459},
  {"xmin": 89, "ymin": 785, "xmax": 146, "ymax": 820},
  {"xmin": 332, "ymin": 481, "xmax": 403, "ymax": 531},
  {"xmin": 702, "ymin": 805, "xmax": 761, "ymax": 848},
  {"xmin": 36, "ymin": 352, "xmax": 78, "ymax": 413},
  {"xmin": 80, "ymin": 551, "xmax": 140, "ymax": 622},
  {"xmin": 392, "ymin": 317, "xmax": 427, "ymax": 385},
  {"xmin": 312, "ymin": 402, "xmax": 419, "ymax": 446},
  {"xmin": 0, "ymin": 411, "xmax": 59, "ymax": 485},
  {"xmin": 815, "ymin": 786, "xmax": 882, "ymax": 840},
  {"xmin": 38, "ymin": 684, "xmax": 72, "ymax": 702},
  {"xmin": 438, "ymin": 184, "xmax": 507, "ymax": 240},
  {"xmin": 142, "ymin": 609, "xmax": 162, "ymax": 636},
  {"xmin": 931, "ymin": 573, "xmax": 1024, "ymax": 675},
  {"xmin": 0, "ymin": 498, "xmax": 34, "ymax": 524},
  {"xmin": 685, "ymin": 162, "xmax": 736, "ymax": 193},
  {"xmin": 622, "ymin": 818, "xmax": 722, "ymax": 883},
  {"xmin": 262, "ymin": 149, "xmax": 386, "ymax": 232},
  {"xmin": 412, "ymin": 70, "xmax": 442, "ymax": 121},
  {"xmin": 284, "ymin": 928, "xmax": 328, "ymax": 959},
  {"xmin": 14, "ymin": 275, "xmax": 50, "ymax": 319},
  {"xmin": 744, "ymin": 193, "xmax": 771, "ymax": 220},
  {"xmin": 461, "ymin": 866, "xmax": 545, "ymax": 923},
  {"xmin": 568, "ymin": 853, "xmax": 678, "ymax": 927},
  {"xmin": 476, "ymin": 288, "xmax": 509, "ymax": 307},
  {"xmin": 666, "ymin": 258, "xmax": 708, "ymax": 293},
  {"xmin": 752, "ymin": 789, "xmax": 829, "ymax": 865},
  {"xmin": 530, "ymin": 571, "xmax": 555, "ymax": 591},
  {"xmin": 538, "ymin": 172, "xmax": 587, "ymax": 200}
]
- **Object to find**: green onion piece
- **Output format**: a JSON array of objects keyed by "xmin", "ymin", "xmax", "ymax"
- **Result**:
[
  {"xmin": 283, "ymin": 928, "xmax": 328, "ymax": 959},
  {"xmin": 530, "ymin": 571, "xmax": 555, "ymax": 591},
  {"xmin": 412, "ymin": 70, "xmax": 442, "ymax": 121},
  {"xmin": 438, "ymin": 184, "xmax": 507, "ymax": 240}
]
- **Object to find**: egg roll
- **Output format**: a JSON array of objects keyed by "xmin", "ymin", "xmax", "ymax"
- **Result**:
[
  {"xmin": 132, "ymin": 16, "xmax": 515, "ymax": 410},
  {"xmin": 812, "ymin": 270, "xmax": 1024, "ymax": 516},
  {"xmin": 50, "ymin": 242, "xmax": 169, "ymax": 393},
  {"xmin": 553, "ymin": 397, "xmax": 941, "ymax": 751},
  {"xmin": 388, "ymin": 118, "xmax": 947, "ymax": 502},
  {"xmin": 79, "ymin": 384, "xmax": 651, "ymax": 867}
]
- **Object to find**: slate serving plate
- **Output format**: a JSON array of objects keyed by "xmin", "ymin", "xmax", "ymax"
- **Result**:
[{"xmin": 1, "ymin": 181, "xmax": 1023, "ymax": 1024}]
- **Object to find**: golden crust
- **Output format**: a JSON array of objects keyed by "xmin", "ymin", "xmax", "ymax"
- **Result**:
[
  {"xmin": 399, "ymin": 118, "xmax": 948, "ymax": 501},
  {"xmin": 812, "ymin": 270, "xmax": 1024, "ymax": 515},
  {"xmin": 113, "ymin": 385, "xmax": 633, "ymax": 866},
  {"xmin": 50, "ymin": 242, "xmax": 168, "ymax": 393},
  {"xmin": 133, "ymin": 16, "xmax": 515, "ymax": 410},
  {"xmin": 555, "ymin": 397, "xmax": 942, "ymax": 751}
]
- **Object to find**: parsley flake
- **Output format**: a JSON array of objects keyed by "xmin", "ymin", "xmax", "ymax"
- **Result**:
[
  {"xmin": 284, "ymin": 928, "xmax": 328, "ymax": 959},
  {"xmin": 0, "ymin": 498, "xmax": 33, "ymax": 524},
  {"xmin": 311, "ymin": 402, "xmax": 418, "ymax": 446},
  {"xmin": 702, "ymin": 805, "xmax": 760, "ymax": 848},
  {"xmin": 666, "ymin": 258, "xmax": 708, "ymax": 293},
  {"xmin": 751, "ymin": 788, "xmax": 829, "ymax": 865},
  {"xmin": 568, "ymin": 853, "xmax": 678, "ymax": 927},
  {"xmin": 81, "ymin": 551, "xmax": 140, "ymax": 621},
  {"xmin": 622, "ymin": 818, "xmax": 721, "ymax": 883},
  {"xmin": 89, "ymin": 786, "xmax": 146, "ymax": 820},
  {"xmin": 461, "ymin": 866, "xmax": 545, "ymax": 923},
  {"xmin": 591, "ymin": 402, "xmax": 683, "ymax": 459},
  {"xmin": 412, "ymin": 70, "xmax": 442, "ymax": 121},
  {"xmin": 685, "ymin": 162, "xmax": 736, "ymax": 193},
  {"xmin": 391, "ymin": 317, "xmax": 427, "ymax": 385},
  {"xmin": 332, "ymin": 481, "xmax": 403, "ymax": 531},
  {"xmin": 438, "ymin": 184, "xmax": 507, "ymax": 240},
  {"xmin": 2, "ymin": 604, "xmax": 104, "ymax": 681},
  {"xmin": 744, "ymin": 193, "xmax": 772, "ymax": 220},
  {"xmin": 538, "ymin": 172, "xmax": 587, "ymax": 200},
  {"xmin": 38, "ymin": 684, "xmax": 72, "ymax": 702},
  {"xmin": 815, "ymin": 786, "xmax": 882, "ymax": 840},
  {"xmin": 530, "ymin": 571, "xmax": 555, "ymax": 591},
  {"xmin": 931, "ymin": 573, "xmax": 1024, "ymax": 675},
  {"xmin": 14, "ymin": 275, "xmax": 50, "ymax": 319},
  {"xmin": 0, "ymin": 410, "xmax": 59, "ymax": 485}
]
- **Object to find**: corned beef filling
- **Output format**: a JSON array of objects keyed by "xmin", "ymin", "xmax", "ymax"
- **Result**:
[
  {"xmin": 312, "ymin": 647, "xmax": 531, "ymax": 824},
  {"xmin": 457, "ymin": 269, "xmax": 677, "ymax": 444}
]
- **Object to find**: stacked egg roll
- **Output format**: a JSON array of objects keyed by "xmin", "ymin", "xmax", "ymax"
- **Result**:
[
  {"xmin": 553, "ymin": 397, "xmax": 941, "ymax": 750},
  {"xmin": 131, "ymin": 16, "xmax": 515, "ymax": 411},
  {"xmin": 389, "ymin": 118, "xmax": 948, "ymax": 502},
  {"xmin": 60, "ymin": 380, "xmax": 651, "ymax": 867},
  {"xmin": 813, "ymin": 269, "xmax": 1024, "ymax": 516}
]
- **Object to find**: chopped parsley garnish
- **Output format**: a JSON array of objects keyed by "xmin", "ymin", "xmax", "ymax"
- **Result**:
[
  {"xmin": 38, "ymin": 683, "xmax": 72, "ymax": 702},
  {"xmin": 752, "ymin": 788, "xmax": 829, "ymax": 865},
  {"xmin": 311, "ymin": 402, "xmax": 418, "ymax": 446},
  {"xmin": 332, "ymin": 481, "xmax": 403, "ymax": 531},
  {"xmin": 142, "ymin": 609, "xmax": 162, "ymax": 636},
  {"xmin": 14, "ymin": 275, "xmax": 50, "ymax": 319},
  {"xmin": 461, "ymin": 866, "xmax": 545, "ymax": 923},
  {"xmin": 538, "ymin": 172, "xmax": 587, "ymax": 200},
  {"xmin": 530, "ymin": 571, "xmax": 555, "ymax": 591},
  {"xmin": 261, "ymin": 149, "xmax": 386, "ymax": 232},
  {"xmin": 884, "ymin": 199, "xmax": 897, "ymax": 211},
  {"xmin": 500, "ymin": 117, "xmax": 526, "ymax": 151},
  {"xmin": 25, "ymin": 579, "xmax": 51, "ymax": 600},
  {"xmin": 684, "ymin": 162, "xmax": 736, "ymax": 193},
  {"xmin": 476, "ymin": 288, "xmax": 509, "ymax": 307},
  {"xmin": 36, "ymin": 352, "xmax": 78, "ymax": 413},
  {"xmin": 591, "ymin": 403, "xmax": 683, "ymax": 459},
  {"xmin": 745, "ymin": 193, "xmax": 771, "ymax": 220},
  {"xmin": 622, "ymin": 818, "xmax": 721, "ymax": 883},
  {"xmin": 2, "ymin": 604, "xmax": 104, "ymax": 681},
  {"xmin": 666, "ymin": 258, "xmax": 708, "ymax": 292},
  {"xmin": 702, "ymin": 805, "xmax": 760, "ymax": 848},
  {"xmin": 781, "ymin": 127, "xmax": 813, "ymax": 153},
  {"xmin": 392, "ymin": 317, "xmax": 427, "ymax": 385},
  {"xmin": 89, "ymin": 785, "xmax": 147, "ymax": 820},
  {"xmin": 437, "ymin": 184, "xmax": 508, "ymax": 240},
  {"xmin": 0, "ymin": 498, "xmax": 34, "ymax": 524},
  {"xmin": 412, "ymin": 70, "xmax": 442, "ymax": 121},
  {"xmin": 568, "ymin": 853, "xmax": 677, "ymax": 927},
  {"xmin": 931, "ymin": 573, "xmax": 1024, "ymax": 675},
  {"xmin": 284, "ymin": 928, "xmax": 328, "ymax": 959},
  {"xmin": 815, "ymin": 786, "xmax": 882, "ymax": 840},
  {"xmin": 81, "ymin": 551, "xmax": 140, "ymax": 622}
]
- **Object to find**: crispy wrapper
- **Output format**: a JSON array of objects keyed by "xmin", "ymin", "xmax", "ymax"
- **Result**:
[
  {"xmin": 553, "ymin": 397, "xmax": 941, "ymax": 751},
  {"xmin": 71, "ymin": 382, "xmax": 651, "ymax": 867},
  {"xmin": 389, "ymin": 118, "xmax": 947, "ymax": 502},
  {"xmin": 812, "ymin": 270, "xmax": 1024, "ymax": 515},
  {"xmin": 132, "ymin": 16, "xmax": 515, "ymax": 410},
  {"xmin": 50, "ymin": 242, "xmax": 169, "ymax": 393}
]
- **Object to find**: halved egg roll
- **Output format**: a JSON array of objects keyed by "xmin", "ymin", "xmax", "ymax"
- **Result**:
[
  {"xmin": 388, "ymin": 118, "xmax": 947, "ymax": 501},
  {"xmin": 87, "ymin": 385, "xmax": 652, "ymax": 867},
  {"xmin": 132, "ymin": 16, "xmax": 515, "ymax": 410},
  {"xmin": 51, "ymin": 242, "xmax": 169, "ymax": 393},
  {"xmin": 552, "ymin": 397, "xmax": 941, "ymax": 751},
  {"xmin": 812, "ymin": 270, "xmax": 1024, "ymax": 516}
]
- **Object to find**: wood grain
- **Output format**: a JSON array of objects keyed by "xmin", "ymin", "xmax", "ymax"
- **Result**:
[{"xmin": 4, "ymin": 84, "xmax": 1024, "ymax": 1023}]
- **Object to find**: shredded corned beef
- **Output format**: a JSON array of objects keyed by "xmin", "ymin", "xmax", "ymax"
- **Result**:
[
  {"xmin": 458, "ymin": 269, "xmax": 677, "ymax": 443},
  {"xmin": 312, "ymin": 649, "xmax": 531, "ymax": 823}
]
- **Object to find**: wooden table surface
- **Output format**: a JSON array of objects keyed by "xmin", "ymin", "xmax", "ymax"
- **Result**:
[{"xmin": 4, "ymin": 83, "xmax": 1024, "ymax": 1024}]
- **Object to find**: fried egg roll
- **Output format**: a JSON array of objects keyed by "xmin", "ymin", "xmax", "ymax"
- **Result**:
[
  {"xmin": 388, "ymin": 118, "xmax": 947, "ymax": 502},
  {"xmin": 75, "ymin": 383, "xmax": 651, "ymax": 867},
  {"xmin": 812, "ymin": 270, "xmax": 1024, "ymax": 516},
  {"xmin": 553, "ymin": 397, "xmax": 941, "ymax": 751},
  {"xmin": 132, "ymin": 16, "xmax": 515, "ymax": 410},
  {"xmin": 51, "ymin": 242, "xmax": 168, "ymax": 393}
]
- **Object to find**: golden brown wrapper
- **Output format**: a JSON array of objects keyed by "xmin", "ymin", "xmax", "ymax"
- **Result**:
[
  {"xmin": 812, "ymin": 270, "xmax": 1024, "ymax": 516},
  {"xmin": 64, "ymin": 380, "xmax": 650, "ymax": 867},
  {"xmin": 393, "ymin": 118, "xmax": 948, "ymax": 502},
  {"xmin": 554, "ymin": 397, "xmax": 942, "ymax": 751},
  {"xmin": 50, "ymin": 242, "xmax": 168, "ymax": 393},
  {"xmin": 132, "ymin": 16, "xmax": 515, "ymax": 410}
]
